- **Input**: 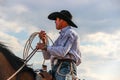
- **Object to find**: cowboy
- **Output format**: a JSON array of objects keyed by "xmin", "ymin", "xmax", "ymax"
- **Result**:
[{"xmin": 36, "ymin": 10, "xmax": 81, "ymax": 80}]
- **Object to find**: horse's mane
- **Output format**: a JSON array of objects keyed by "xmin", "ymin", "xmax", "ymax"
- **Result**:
[{"xmin": 0, "ymin": 43, "xmax": 36, "ymax": 78}]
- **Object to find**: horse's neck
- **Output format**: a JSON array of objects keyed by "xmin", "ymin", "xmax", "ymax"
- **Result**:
[
  {"xmin": 0, "ymin": 52, "xmax": 36, "ymax": 80},
  {"xmin": 0, "ymin": 52, "xmax": 16, "ymax": 80}
]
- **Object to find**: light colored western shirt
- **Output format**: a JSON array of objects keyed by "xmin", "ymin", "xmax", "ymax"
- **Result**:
[{"xmin": 42, "ymin": 26, "xmax": 81, "ymax": 66}]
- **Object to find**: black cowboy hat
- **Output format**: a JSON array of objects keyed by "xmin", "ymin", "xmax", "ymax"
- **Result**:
[{"xmin": 48, "ymin": 10, "xmax": 78, "ymax": 28}]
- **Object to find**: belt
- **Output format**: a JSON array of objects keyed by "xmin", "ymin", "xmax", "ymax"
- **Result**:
[
  {"xmin": 52, "ymin": 58, "xmax": 76, "ymax": 66},
  {"xmin": 58, "ymin": 59, "xmax": 76, "ymax": 63}
]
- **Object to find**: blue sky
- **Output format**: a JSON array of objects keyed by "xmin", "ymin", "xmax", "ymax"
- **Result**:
[{"xmin": 0, "ymin": 0, "xmax": 120, "ymax": 80}]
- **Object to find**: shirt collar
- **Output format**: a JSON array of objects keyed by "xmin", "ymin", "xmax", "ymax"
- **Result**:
[{"xmin": 59, "ymin": 26, "xmax": 71, "ymax": 35}]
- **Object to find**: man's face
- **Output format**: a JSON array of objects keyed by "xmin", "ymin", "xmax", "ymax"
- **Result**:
[{"xmin": 55, "ymin": 17, "xmax": 63, "ymax": 30}]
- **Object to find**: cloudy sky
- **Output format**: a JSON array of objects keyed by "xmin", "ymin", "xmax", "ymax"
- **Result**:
[{"xmin": 0, "ymin": 0, "xmax": 120, "ymax": 80}]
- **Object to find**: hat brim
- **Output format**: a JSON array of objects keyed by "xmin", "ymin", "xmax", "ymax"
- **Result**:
[{"xmin": 48, "ymin": 12, "xmax": 78, "ymax": 28}]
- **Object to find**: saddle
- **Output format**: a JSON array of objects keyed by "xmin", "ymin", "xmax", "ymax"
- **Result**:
[
  {"xmin": 36, "ymin": 65, "xmax": 53, "ymax": 80},
  {"xmin": 39, "ymin": 71, "xmax": 53, "ymax": 80}
]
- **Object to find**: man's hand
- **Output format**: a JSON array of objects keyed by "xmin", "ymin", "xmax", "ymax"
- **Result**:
[
  {"xmin": 39, "ymin": 30, "xmax": 47, "ymax": 45},
  {"xmin": 36, "ymin": 43, "xmax": 46, "ymax": 50}
]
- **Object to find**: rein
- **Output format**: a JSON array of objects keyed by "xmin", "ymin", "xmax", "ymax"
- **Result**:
[{"xmin": 7, "ymin": 48, "xmax": 38, "ymax": 80}]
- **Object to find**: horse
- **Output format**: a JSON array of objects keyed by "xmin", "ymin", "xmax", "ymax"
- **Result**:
[{"xmin": 0, "ymin": 43, "xmax": 37, "ymax": 80}]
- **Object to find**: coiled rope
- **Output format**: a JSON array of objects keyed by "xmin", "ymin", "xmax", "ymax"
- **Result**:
[
  {"xmin": 23, "ymin": 32, "xmax": 40, "ymax": 60},
  {"xmin": 23, "ymin": 32, "xmax": 53, "ymax": 60}
]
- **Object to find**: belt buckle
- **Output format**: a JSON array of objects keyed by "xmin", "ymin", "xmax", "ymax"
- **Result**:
[{"xmin": 53, "ymin": 59, "xmax": 58, "ymax": 65}]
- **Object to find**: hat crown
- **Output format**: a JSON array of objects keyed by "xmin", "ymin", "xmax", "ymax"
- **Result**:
[{"xmin": 60, "ymin": 10, "xmax": 72, "ymax": 20}]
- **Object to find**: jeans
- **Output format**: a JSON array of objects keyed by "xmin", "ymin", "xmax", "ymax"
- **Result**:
[{"xmin": 51, "ymin": 60, "xmax": 77, "ymax": 80}]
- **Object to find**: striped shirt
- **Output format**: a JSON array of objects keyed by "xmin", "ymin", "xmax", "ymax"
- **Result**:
[{"xmin": 42, "ymin": 26, "xmax": 81, "ymax": 66}]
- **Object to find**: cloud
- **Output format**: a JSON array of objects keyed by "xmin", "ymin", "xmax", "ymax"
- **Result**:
[
  {"xmin": 79, "ymin": 17, "xmax": 120, "ymax": 37},
  {"xmin": 0, "ymin": 19, "xmax": 24, "ymax": 33},
  {"xmin": 24, "ymin": 25, "xmax": 39, "ymax": 34},
  {"xmin": 0, "ymin": 0, "xmax": 6, "ymax": 5},
  {"xmin": 0, "ymin": 31, "xmax": 23, "ymax": 54},
  {"xmin": 23, "ymin": 0, "xmax": 90, "ymax": 6},
  {"xmin": 75, "ymin": 0, "xmax": 120, "ymax": 35},
  {"xmin": 10, "ymin": 4, "xmax": 29, "ymax": 14},
  {"xmin": 81, "ymin": 31, "xmax": 120, "ymax": 60},
  {"xmin": 79, "ymin": 31, "xmax": 120, "ymax": 80},
  {"xmin": 0, "ymin": 2, "xmax": 29, "ymax": 16},
  {"xmin": 94, "ymin": 0, "xmax": 117, "ymax": 11}
]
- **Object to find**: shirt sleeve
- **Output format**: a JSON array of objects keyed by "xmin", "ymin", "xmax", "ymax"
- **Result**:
[{"xmin": 47, "ymin": 32, "xmax": 76, "ymax": 57}]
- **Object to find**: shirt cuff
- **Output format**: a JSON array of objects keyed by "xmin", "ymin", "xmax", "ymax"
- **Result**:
[{"xmin": 47, "ymin": 46, "xmax": 51, "ymax": 52}]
